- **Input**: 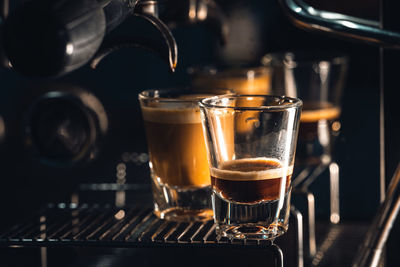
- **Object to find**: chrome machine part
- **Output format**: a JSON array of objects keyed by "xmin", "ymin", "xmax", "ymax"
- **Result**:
[
  {"xmin": 279, "ymin": 0, "xmax": 400, "ymax": 48},
  {"xmin": 353, "ymin": 163, "xmax": 400, "ymax": 267}
]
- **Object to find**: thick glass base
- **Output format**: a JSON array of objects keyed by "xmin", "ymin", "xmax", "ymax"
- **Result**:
[
  {"xmin": 151, "ymin": 177, "xmax": 213, "ymax": 222},
  {"xmin": 212, "ymin": 190, "xmax": 290, "ymax": 240},
  {"xmin": 216, "ymin": 223, "xmax": 287, "ymax": 240}
]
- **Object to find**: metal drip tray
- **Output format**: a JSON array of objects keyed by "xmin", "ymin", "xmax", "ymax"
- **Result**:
[{"xmin": 0, "ymin": 203, "xmax": 291, "ymax": 248}]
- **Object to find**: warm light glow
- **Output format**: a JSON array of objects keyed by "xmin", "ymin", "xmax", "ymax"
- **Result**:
[
  {"xmin": 116, "ymin": 163, "xmax": 126, "ymax": 180},
  {"xmin": 114, "ymin": 210, "xmax": 125, "ymax": 220},
  {"xmin": 189, "ymin": 0, "xmax": 196, "ymax": 20},
  {"xmin": 66, "ymin": 44, "xmax": 74, "ymax": 55},
  {"xmin": 198, "ymin": 2, "xmax": 208, "ymax": 20},
  {"xmin": 332, "ymin": 121, "xmax": 341, "ymax": 132}
]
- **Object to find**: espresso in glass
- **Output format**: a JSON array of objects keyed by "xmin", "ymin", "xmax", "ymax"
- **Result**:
[
  {"xmin": 297, "ymin": 102, "xmax": 341, "ymax": 165},
  {"xmin": 141, "ymin": 105, "xmax": 210, "ymax": 188},
  {"xmin": 211, "ymin": 158, "xmax": 292, "ymax": 204},
  {"xmin": 200, "ymin": 95, "xmax": 302, "ymax": 240}
]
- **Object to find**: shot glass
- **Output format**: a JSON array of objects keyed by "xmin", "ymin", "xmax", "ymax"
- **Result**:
[
  {"xmin": 200, "ymin": 95, "xmax": 302, "ymax": 239},
  {"xmin": 262, "ymin": 52, "xmax": 348, "ymax": 166},
  {"xmin": 139, "ymin": 88, "xmax": 232, "ymax": 222}
]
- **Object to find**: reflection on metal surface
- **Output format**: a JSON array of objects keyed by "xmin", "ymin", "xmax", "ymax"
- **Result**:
[
  {"xmin": 91, "ymin": 12, "xmax": 178, "ymax": 73},
  {"xmin": 292, "ymin": 189, "xmax": 316, "ymax": 261},
  {"xmin": 291, "ymin": 207, "xmax": 304, "ymax": 267},
  {"xmin": 311, "ymin": 225, "xmax": 341, "ymax": 266},
  {"xmin": 279, "ymin": 0, "xmax": 400, "ymax": 47},
  {"xmin": 121, "ymin": 152, "xmax": 149, "ymax": 165},
  {"xmin": 307, "ymin": 192, "xmax": 316, "ymax": 258},
  {"xmin": 1, "ymin": 0, "xmax": 8, "ymax": 20},
  {"xmin": 116, "ymin": 162, "xmax": 127, "ymax": 207},
  {"xmin": 353, "ymin": 163, "xmax": 400, "ymax": 267},
  {"xmin": 329, "ymin": 162, "xmax": 340, "ymax": 224},
  {"xmin": 331, "ymin": 121, "xmax": 341, "ymax": 132},
  {"xmin": 114, "ymin": 210, "xmax": 126, "ymax": 220},
  {"xmin": 40, "ymin": 247, "xmax": 47, "ymax": 267}
]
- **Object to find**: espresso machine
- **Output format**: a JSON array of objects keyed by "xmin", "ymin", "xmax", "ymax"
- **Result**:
[{"xmin": 0, "ymin": 0, "xmax": 399, "ymax": 266}]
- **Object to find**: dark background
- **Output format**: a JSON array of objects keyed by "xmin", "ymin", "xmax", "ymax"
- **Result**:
[{"xmin": 1, "ymin": 0, "xmax": 398, "ymax": 265}]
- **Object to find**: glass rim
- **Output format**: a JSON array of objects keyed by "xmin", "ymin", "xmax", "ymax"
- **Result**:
[
  {"xmin": 199, "ymin": 95, "xmax": 303, "ymax": 111},
  {"xmin": 261, "ymin": 51, "xmax": 348, "ymax": 68},
  {"xmin": 138, "ymin": 88, "xmax": 234, "ymax": 103}
]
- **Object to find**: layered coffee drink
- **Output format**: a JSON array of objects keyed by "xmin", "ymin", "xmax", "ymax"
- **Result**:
[
  {"xmin": 210, "ymin": 157, "xmax": 293, "ymax": 239},
  {"xmin": 141, "ymin": 105, "xmax": 210, "ymax": 187},
  {"xmin": 297, "ymin": 102, "xmax": 341, "ymax": 165},
  {"xmin": 200, "ymin": 94, "xmax": 301, "ymax": 239},
  {"xmin": 211, "ymin": 158, "xmax": 292, "ymax": 204},
  {"xmin": 140, "ymin": 89, "xmax": 233, "ymax": 222}
]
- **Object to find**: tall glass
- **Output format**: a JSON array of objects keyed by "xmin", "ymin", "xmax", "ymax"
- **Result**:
[
  {"xmin": 200, "ymin": 95, "xmax": 302, "ymax": 239},
  {"xmin": 262, "ymin": 52, "xmax": 348, "ymax": 166},
  {"xmin": 139, "ymin": 88, "xmax": 232, "ymax": 222}
]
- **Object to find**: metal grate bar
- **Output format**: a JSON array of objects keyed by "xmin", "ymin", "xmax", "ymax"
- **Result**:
[
  {"xmin": 151, "ymin": 221, "xmax": 176, "ymax": 242},
  {"xmin": 5, "ymin": 221, "xmax": 40, "ymax": 240},
  {"xmin": 203, "ymin": 224, "xmax": 217, "ymax": 243},
  {"xmin": 0, "ymin": 203, "xmax": 298, "ymax": 255},
  {"xmin": 57, "ymin": 211, "xmax": 100, "ymax": 240},
  {"xmin": 165, "ymin": 222, "xmax": 189, "ymax": 243},
  {"xmin": 163, "ymin": 222, "xmax": 182, "ymax": 242},
  {"xmin": 178, "ymin": 222, "xmax": 202, "ymax": 243},
  {"xmin": 98, "ymin": 208, "xmax": 138, "ymax": 241},
  {"xmin": 71, "ymin": 211, "xmax": 113, "ymax": 240},
  {"xmin": 43, "ymin": 209, "xmax": 90, "ymax": 240},
  {"xmin": 189, "ymin": 220, "xmax": 214, "ymax": 243},
  {"xmin": 137, "ymin": 218, "xmax": 164, "ymax": 242},
  {"xmin": 111, "ymin": 208, "xmax": 151, "ymax": 241},
  {"xmin": 86, "ymin": 212, "xmax": 118, "ymax": 240},
  {"xmin": 124, "ymin": 209, "xmax": 155, "ymax": 241}
]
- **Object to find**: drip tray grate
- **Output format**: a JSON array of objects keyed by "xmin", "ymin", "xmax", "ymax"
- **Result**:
[{"xmin": 0, "ymin": 203, "xmax": 283, "ymax": 248}]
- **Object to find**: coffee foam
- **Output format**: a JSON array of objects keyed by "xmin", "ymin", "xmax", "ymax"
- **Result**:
[
  {"xmin": 300, "ymin": 106, "xmax": 341, "ymax": 122},
  {"xmin": 141, "ymin": 106, "xmax": 202, "ymax": 124},
  {"xmin": 210, "ymin": 158, "xmax": 293, "ymax": 181}
]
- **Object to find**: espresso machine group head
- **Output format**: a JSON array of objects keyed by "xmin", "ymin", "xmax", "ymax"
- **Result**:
[
  {"xmin": 0, "ymin": 0, "xmax": 180, "ymax": 77},
  {"xmin": 0, "ymin": 0, "xmax": 230, "ymax": 78}
]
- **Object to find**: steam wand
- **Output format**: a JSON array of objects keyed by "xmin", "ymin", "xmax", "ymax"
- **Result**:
[{"xmin": 352, "ymin": 163, "xmax": 400, "ymax": 267}]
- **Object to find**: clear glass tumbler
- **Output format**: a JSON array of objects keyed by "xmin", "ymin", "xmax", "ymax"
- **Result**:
[
  {"xmin": 139, "ymin": 88, "xmax": 232, "ymax": 222},
  {"xmin": 262, "ymin": 52, "xmax": 348, "ymax": 166},
  {"xmin": 200, "ymin": 95, "xmax": 302, "ymax": 239}
]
